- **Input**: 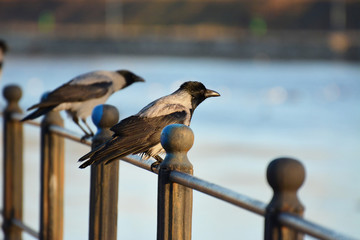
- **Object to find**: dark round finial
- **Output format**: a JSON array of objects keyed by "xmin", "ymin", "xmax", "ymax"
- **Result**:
[
  {"xmin": 161, "ymin": 124, "xmax": 194, "ymax": 153},
  {"xmin": 3, "ymin": 85, "xmax": 22, "ymax": 103},
  {"xmin": 91, "ymin": 104, "xmax": 119, "ymax": 129},
  {"xmin": 267, "ymin": 157, "xmax": 305, "ymax": 192}
]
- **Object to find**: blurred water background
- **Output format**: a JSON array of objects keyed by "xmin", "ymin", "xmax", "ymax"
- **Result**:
[{"xmin": 0, "ymin": 54, "xmax": 359, "ymax": 239}]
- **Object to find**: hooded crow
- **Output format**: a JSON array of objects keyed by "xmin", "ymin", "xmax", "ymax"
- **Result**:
[
  {"xmin": 78, "ymin": 81, "xmax": 220, "ymax": 168},
  {"xmin": 22, "ymin": 70, "xmax": 145, "ymax": 138}
]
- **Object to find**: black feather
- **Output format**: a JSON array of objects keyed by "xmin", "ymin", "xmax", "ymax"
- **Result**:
[
  {"xmin": 79, "ymin": 111, "xmax": 187, "ymax": 168},
  {"xmin": 21, "ymin": 106, "xmax": 56, "ymax": 121},
  {"xmin": 27, "ymin": 82, "xmax": 112, "ymax": 110}
]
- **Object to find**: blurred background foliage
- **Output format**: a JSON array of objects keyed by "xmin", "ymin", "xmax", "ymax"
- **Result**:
[{"xmin": 0, "ymin": 0, "xmax": 359, "ymax": 60}]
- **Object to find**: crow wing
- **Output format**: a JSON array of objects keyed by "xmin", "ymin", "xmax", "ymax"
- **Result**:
[
  {"xmin": 28, "ymin": 81, "xmax": 112, "ymax": 110},
  {"xmin": 78, "ymin": 110, "xmax": 187, "ymax": 168},
  {"xmin": 21, "ymin": 105, "xmax": 57, "ymax": 121}
]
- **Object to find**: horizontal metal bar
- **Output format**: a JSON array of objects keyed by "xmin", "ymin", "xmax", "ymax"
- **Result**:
[
  {"xmin": 8, "ymin": 112, "xmax": 40, "ymax": 127},
  {"xmin": 49, "ymin": 124, "xmax": 91, "ymax": 146},
  {"xmin": 169, "ymin": 171, "xmax": 267, "ymax": 216},
  {"xmin": 10, "ymin": 112, "xmax": 91, "ymax": 145},
  {"xmin": 170, "ymin": 172, "xmax": 357, "ymax": 240},
  {"xmin": 278, "ymin": 213, "xmax": 357, "ymax": 240},
  {"xmin": 12, "ymin": 218, "xmax": 39, "ymax": 239}
]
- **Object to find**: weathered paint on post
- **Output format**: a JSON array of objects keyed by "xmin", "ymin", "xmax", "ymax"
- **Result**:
[
  {"xmin": 2, "ymin": 85, "xmax": 23, "ymax": 240},
  {"xmin": 157, "ymin": 124, "xmax": 194, "ymax": 240},
  {"xmin": 89, "ymin": 104, "xmax": 119, "ymax": 240},
  {"xmin": 40, "ymin": 109, "xmax": 64, "ymax": 240},
  {"xmin": 265, "ymin": 157, "xmax": 305, "ymax": 240}
]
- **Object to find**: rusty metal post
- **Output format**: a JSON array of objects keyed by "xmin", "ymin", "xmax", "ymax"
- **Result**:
[
  {"xmin": 157, "ymin": 124, "xmax": 194, "ymax": 240},
  {"xmin": 265, "ymin": 157, "xmax": 306, "ymax": 240},
  {"xmin": 2, "ymin": 85, "xmax": 23, "ymax": 240},
  {"xmin": 40, "ymin": 108, "xmax": 64, "ymax": 240},
  {"xmin": 89, "ymin": 104, "xmax": 119, "ymax": 240}
]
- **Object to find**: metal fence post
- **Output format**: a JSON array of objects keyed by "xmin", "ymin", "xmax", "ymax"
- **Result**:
[
  {"xmin": 157, "ymin": 124, "xmax": 194, "ymax": 240},
  {"xmin": 2, "ymin": 85, "xmax": 23, "ymax": 240},
  {"xmin": 89, "ymin": 104, "xmax": 119, "ymax": 240},
  {"xmin": 40, "ymin": 108, "xmax": 64, "ymax": 240},
  {"xmin": 265, "ymin": 157, "xmax": 305, "ymax": 240}
]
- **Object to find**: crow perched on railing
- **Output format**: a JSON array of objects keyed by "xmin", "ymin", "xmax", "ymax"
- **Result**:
[
  {"xmin": 21, "ymin": 70, "xmax": 144, "ymax": 139},
  {"xmin": 78, "ymin": 81, "xmax": 220, "ymax": 169}
]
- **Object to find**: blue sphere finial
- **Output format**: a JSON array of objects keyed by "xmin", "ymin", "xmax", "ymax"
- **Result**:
[
  {"xmin": 92, "ymin": 104, "xmax": 119, "ymax": 129},
  {"xmin": 92, "ymin": 105, "xmax": 104, "ymax": 128},
  {"xmin": 41, "ymin": 91, "xmax": 50, "ymax": 102}
]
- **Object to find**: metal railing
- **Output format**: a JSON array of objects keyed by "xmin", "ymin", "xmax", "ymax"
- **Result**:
[{"xmin": 1, "ymin": 84, "xmax": 356, "ymax": 240}]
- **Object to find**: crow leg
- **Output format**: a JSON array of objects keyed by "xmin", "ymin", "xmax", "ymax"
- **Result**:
[
  {"xmin": 82, "ymin": 118, "xmax": 94, "ymax": 137},
  {"xmin": 72, "ymin": 116, "xmax": 92, "ymax": 141},
  {"xmin": 154, "ymin": 155, "xmax": 163, "ymax": 163},
  {"xmin": 151, "ymin": 155, "xmax": 164, "ymax": 172}
]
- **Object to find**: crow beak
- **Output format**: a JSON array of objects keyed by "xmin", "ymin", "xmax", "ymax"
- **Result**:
[
  {"xmin": 135, "ymin": 76, "xmax": 146, "ymax": 82},
  {"xmin": 205, "ymin": 89, "xmax": 220, "ymax": 98}
]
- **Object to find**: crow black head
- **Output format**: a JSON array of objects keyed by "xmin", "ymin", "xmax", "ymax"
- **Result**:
[
  {"xmin": 117, "ymin": 70, "xmax": 145, "ymax": 86},
  {"xmin": 179, "ymin": 81, "xmax": 220, "ymax": 109},
  {"xmin": 0, "ymin": 40, "xmax": 8, "ymax": 54}
]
